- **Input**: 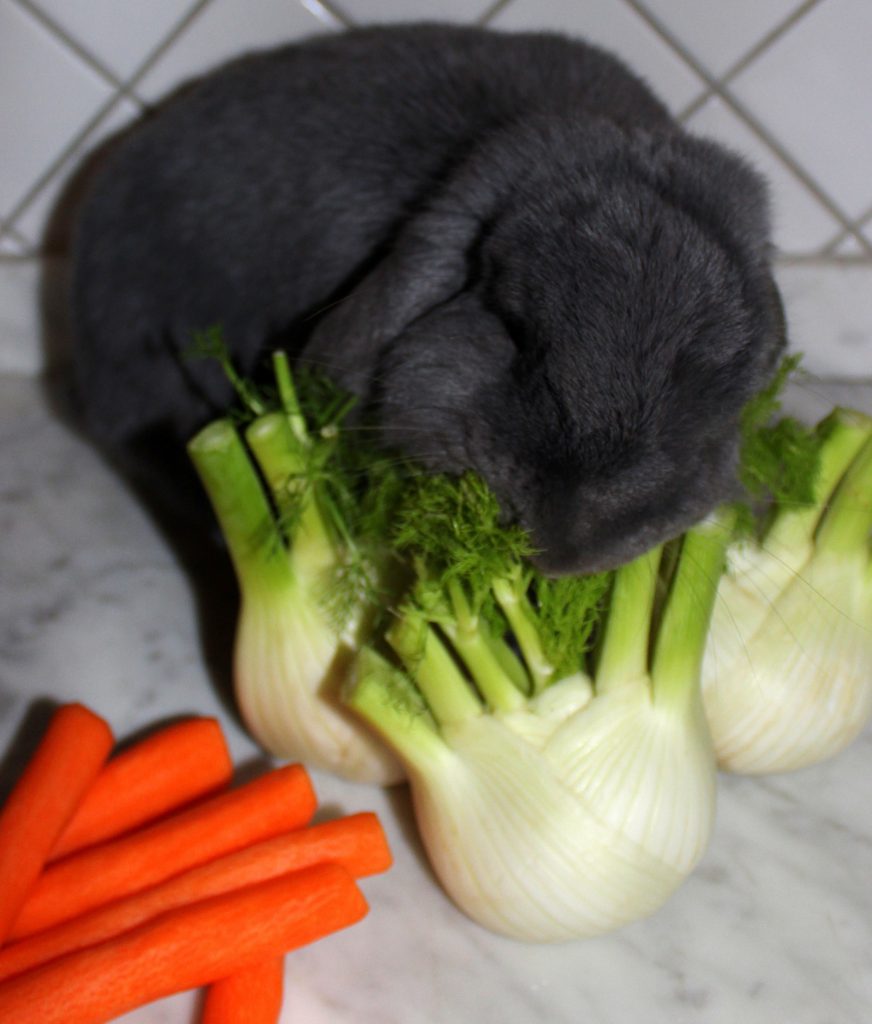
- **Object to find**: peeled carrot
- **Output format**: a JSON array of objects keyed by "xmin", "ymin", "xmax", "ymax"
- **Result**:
[
  {"xmin": 51, "ymin": 717, "xmax": 233, "ymax": 861},
  {"xmin": 0, "ymin": 864, "xmax": 367, "ymax": 1024},
  {"xmin": 0, "ymin": 703, "xmax": 113, "ymax": 944},
  {"xmin": 9, "ymin": 763, "xmax": 316, "ymax": 940},
  {"xmin": 0, "ymin": 812, "xmax": 391, "ymax": 980},
  {"xmin": 202, "ymin": 958, "xmax": 285, "ymax": 1024}
]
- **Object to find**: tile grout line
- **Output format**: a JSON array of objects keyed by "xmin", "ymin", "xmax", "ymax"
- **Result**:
[
  {"xmin": 775, "ymin": 252, "xmax": 872, "ymax": 266},
  {"xmin": 0, "ymin": 219, "xmax": 33, "ymax": 256},
  {"xmin": 627, "ymin": 0, "xmax": 872, "ymax": 261},
  {"xmin": 618, "ymin": 0, "xmax": 872, "ymax": 259},
  {"xmin": 2, "ymin": 0, "xmax": 218, "ymax": 247},
  {"xmin": 677, "ymin": 0, "xmax": 824, "ymax": 123},
  {"xmin": 713, "ymin": 88, "xmax": 872, "ymax": 258},
  {"xmin": 296, "ymin": 0, "xmax": 353, "ymax": 28},
  {"xmin": 817, "ymin": 227, "xmax": 854, "ymax": 256},
  {"xmin": 479, "ymin": 0, "xmax": 515, "ymax": 24},
  {"xmin": 9, "ymin": 0, "xmax": 131, "ymax": 95},
  {"xmin": 819, "ymin": 204, "xmax": 872, "ymax": 256},
  {"xmin": 2, "ymin": 94, "xmax": 128, "ymax": 241}
]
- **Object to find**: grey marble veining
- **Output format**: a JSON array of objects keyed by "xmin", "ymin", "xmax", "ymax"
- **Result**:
[{"xmin": 1, "ymin": 373, "xmax": 871, "ymax": 1024}]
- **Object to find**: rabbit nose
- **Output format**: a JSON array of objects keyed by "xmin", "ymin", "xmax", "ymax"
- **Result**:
[{"xmin": 527, "ymin": 488, "xmax": 682, "ymax": 577}]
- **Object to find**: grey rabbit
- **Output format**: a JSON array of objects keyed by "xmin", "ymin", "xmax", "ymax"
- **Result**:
[{"xmin": 71, "ymin": 22, "xmax": 785, "ymax": 575}]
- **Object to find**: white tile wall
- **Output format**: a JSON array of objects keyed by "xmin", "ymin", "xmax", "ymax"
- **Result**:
[
  {"xmin": 333, "ymin": 0, "xmax": 492, "ymax": 25},
  {"xmin": 135, "ymin": 0, "xmax": 339, "ymax": 103},
  {"xmin": 12, "ymin": 96, "xmax": 141, "ymax": 249},
  {"xmin": 683, "ymin": 94, "xmax": 842, "ymax": 253},
  {"xmin": 776, "ymin": 261, "xmax": 872, "ymax": 376},
  {"xmin": 0, "ymin": 0, "xmax": 114, "ymax": 225},
  {"xmin": 637, "ymin": 0, "xmax": 805, "ymax": 80},
  {"xmin": 0, "ymin": 235, "xmax": 27, "ymax": 257},
  {"xmin": 728, "ymin": 0, "xmax": 872, "ymax": 223},
  {"xmin": 0, "ymin": 0, "xmax": 870, "ymax": 375},
  {"xmin": 834, "ymin": 236, "xmax": 868, "ymax": 258},
  {"xmin": 30, "ymin": 0, "xmax": 191, "ymax": 81}
]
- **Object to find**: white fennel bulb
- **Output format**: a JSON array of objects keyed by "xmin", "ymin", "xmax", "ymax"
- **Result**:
[
  {"xmin": 188, "ymin": 355, "xmax": 403, "ymax": 784},
  {"xmin": 232, "ymin": 546, "xmax": 397, "ymax": 782},
  {"xmin": 348, "ymin": 520, "xmax": 729, "ymax": 942},
  {"xmin": 703, "ymin": 410, "xmax": 872, "ymax": 773}
]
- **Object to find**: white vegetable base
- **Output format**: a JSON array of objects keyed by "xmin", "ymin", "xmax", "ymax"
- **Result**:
[{"xmin": 1, "ymin": 373, "xmax": 871, "ymax": 1024}]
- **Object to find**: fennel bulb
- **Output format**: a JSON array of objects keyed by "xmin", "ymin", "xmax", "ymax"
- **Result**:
[
  {"xmin": 703, "ymin": 409, "xmax": 872, "ymax": 773},
  {"xmin": 347, "ymin": 507, "xmax": 730, "ymax": 942},
  {"xmin": 188, "ymin": 354, "xmax": 403, "ymax": 784}
]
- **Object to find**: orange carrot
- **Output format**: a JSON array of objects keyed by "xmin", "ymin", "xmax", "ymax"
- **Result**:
[
  {"xmin": 9, "ymin": 763, "xmax": 316, "ymax": 940},
  {"xmin": 0, "ymin": 864, "xmax": 367, "ymax": 1024},
  {"xmin": 0, "ymin": 703, "xmax": 113, "ymax": 944},
  {"xmin": 202, "ymin": 958, "xmax": 285, "ymax": 1024},
  {"xmin": 51, "ymin": 717, "xmax": 233, "ymax": 861},
  {"xmin": 0, "ymin": 812, "xmax": 390, "ymax": 980}
]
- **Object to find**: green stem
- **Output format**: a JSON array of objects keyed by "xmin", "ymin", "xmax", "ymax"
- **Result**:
[
  {"xmin": 492, "ymin": 572, "xmax": 553, "ymax": 693},
  {"xmin": 272, "ymin": 350, "xmax": 309, "ymax": 445},
  {"xmin": 595, "ymin": 546, "xmax": 661, "ymax": 694},
  {"xmin": 446, "ymin": 578, "xmax": 474, "ymax": 632},
  {"xmin": 346, "ymin": 647, "xmax": 449, "ymax": 773},
  {"xmin": 482, "ymin": 630, "xmax": 533, "ymax": 698},
  {"xmin": 444, "ymin": 580, "xmax": 528, "ymax": 710},
  {"xmin": 187, "ymin": 419, "xmax": 292, "ymax": 598},
  {"xmin": 444, "ymin": 625, "xmax": 528, "ymax": 711},
  {"xmin": 651, "ymin": 510, "xmax": 734, "ymax": 712},
  {"xmin": 196, "ymin": 326, "xmax": 266, "ymax": 417},
  {"xmin": 244, "ymin": 412, "xmax": 306, "ymax": 514},
  {"xmin": 245, "ymin": 412, "xmax": 335, "ymax": 576},
  {"xmin": 814, "ymin": 431, "xmax": 872, "ymax": 558},
  {"xmin": 386, "ymin": 613, "xmax": 481, "ymax": 727},
  {"xmin": 766, "ymin": 409, "xmax": 872, "ymax": 551}
]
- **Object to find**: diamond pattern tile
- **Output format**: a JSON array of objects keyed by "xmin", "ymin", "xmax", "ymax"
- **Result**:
[
  {"xmin": 0, "ymin": 0, "xmax": 113, "ymax": 235},
  {"xmin": 12, "ymin": 97, "xmax": 141, "ymax": 252},
  {"xmin": 728, "ymin": 0, "xmax": 872, "ymax": 223},
  {"xmin": 683, "ymin": 94, "xmax": 842, "ymax": 254},
  {"xmin": 637, "ymin": 0, "xmax": 805, "ymax": 79},
  {"xmin": 28, "ymin": 0, "xmax": 192, "ymax": 80},
  {"xmin": 832, "ymin": 236, "xmax": 868, "ymax": 258}
]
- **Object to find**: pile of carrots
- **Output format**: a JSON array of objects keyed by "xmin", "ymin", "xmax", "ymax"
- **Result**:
[{"xmin": 0, "ymin": 703, "xmax": 392, "ymax": 1022}]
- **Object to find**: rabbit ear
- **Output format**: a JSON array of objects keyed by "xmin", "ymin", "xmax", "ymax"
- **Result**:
[
  {"xmin": 648, "ymin": 131, "xmax": 774, "ymax": 258},
  {"xmin": 300, "ymin": 208, "xmax": 481, "ymax": 395}
]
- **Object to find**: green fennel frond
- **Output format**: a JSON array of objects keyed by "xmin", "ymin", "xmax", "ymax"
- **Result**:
[
  {"xmin": 186, "ymin": 325, "xmax": 270, "ymax": 418},
  {"xmin": 393, "ymin": 471, "xmax": 533, "ymax": 611},
  {"xmin": 737, "ymin": 354, "xmax": 822, "ymax": 532},
  {"xmin": 533, "ymin": 571, "xmax": 612, "ymax": 679}
]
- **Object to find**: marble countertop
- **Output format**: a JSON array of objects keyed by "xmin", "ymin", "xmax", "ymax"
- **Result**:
[{"xmin": 2, "ymin": 372, "xmax": 871, "ymax": 1024}]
